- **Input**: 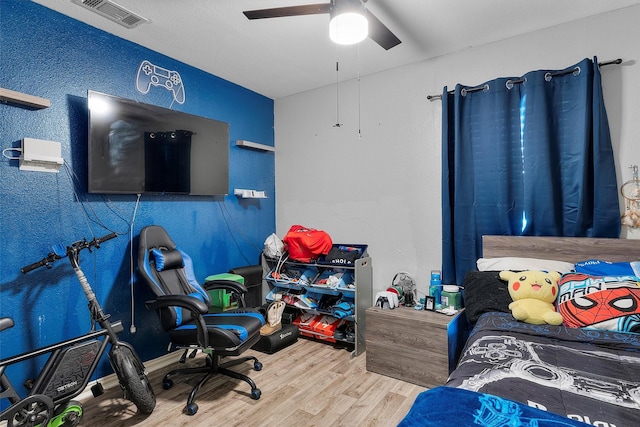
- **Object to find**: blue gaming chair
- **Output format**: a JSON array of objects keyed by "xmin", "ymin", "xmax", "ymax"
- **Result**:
[{"xmin": 137, "ymin": 225, "xmax": 264, "ymax": 416}]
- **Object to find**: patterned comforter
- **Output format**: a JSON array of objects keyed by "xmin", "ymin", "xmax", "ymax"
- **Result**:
[{"xmin": 445, "ymin": 312, "xmax": 640, "ymax": 427}]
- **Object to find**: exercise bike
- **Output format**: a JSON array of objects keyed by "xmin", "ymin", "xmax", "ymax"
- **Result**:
[{"xmin": 0, "ymin": 233, "xmax": 156, "ymax": 427}]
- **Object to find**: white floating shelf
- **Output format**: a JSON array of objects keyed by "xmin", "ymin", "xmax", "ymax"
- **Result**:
[
  {"xmin": 236, "ymin": 140, "xmax": 275, "ymax": 152},
  {"xmin": 0, "ymin": 87, "xmax": 51, "ymax": 109}
]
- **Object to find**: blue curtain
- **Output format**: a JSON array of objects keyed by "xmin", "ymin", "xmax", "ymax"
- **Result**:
[{"xmin": 442, "ymin": 57, "xmax": 620, "ymax": 285}]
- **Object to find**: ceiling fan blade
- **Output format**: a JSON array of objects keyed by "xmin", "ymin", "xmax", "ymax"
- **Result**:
[
  {"xmin": 365, "ymin": 9, "xmax": 401, "ymax": 50},
  {"xmin": 243, "ymin": 3, "xmax": 331, "ymax": 20}
]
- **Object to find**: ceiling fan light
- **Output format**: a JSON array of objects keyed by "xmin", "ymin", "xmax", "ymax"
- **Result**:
[{"xmin": 329, "ymin": 8, "xmax": 368, "ymax": 45}]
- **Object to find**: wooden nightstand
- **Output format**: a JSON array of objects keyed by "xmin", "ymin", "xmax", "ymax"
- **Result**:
[{"xmin": 365, "ymin": 306, "xmax": 468, "ymax": 388}]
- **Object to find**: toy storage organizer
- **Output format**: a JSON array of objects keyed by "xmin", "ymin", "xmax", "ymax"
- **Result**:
[{"xmin": 263, "ymin": 244, "xmax": 372, "ymax": 357}]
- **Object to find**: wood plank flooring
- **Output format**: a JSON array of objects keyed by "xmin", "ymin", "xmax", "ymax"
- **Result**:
[{"xmin": 78, "ymin": 338, "xmax": 425, "ymax": 426}]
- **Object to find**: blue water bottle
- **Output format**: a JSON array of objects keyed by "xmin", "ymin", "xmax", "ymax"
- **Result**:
[{"xmin": 429, "ymin": 270, "xmax": 442, "ymax": 308}]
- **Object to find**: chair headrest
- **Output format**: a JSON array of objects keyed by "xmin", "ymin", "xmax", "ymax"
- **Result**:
[{"xmin": 151, "ymin": 247, "xmax": 184, "ymax": 271}]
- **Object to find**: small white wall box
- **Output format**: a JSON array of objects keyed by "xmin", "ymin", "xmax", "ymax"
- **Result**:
[
  {"xmin": 234, "ymin": 189, "xmax": 267, "ymax": 199},
  {"xmin": 19, "ymin": 138, "xmax": 64, "ymax": 173}
]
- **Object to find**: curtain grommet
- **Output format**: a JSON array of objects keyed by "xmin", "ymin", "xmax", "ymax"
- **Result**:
[{"xmin": 506, "ymin": 77, "xmax": 527, "ymax": 90}]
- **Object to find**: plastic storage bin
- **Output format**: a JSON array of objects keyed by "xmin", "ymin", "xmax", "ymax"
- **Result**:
[
  {"xmin": 209, "ymin": 289, "xmax": 232, "ymax": 309},
  {"xmin": 317, "ymin": 244, "xmax": 368, "ymax": 266},
  {"xmin": 204, "ymin": 272, "xmax": 244, "ymax": 311}
]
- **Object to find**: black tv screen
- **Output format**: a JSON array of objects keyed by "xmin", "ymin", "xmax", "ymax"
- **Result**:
[{"xmin": 87, "ymin": 90, "xmax": 229, "ymax": 195}]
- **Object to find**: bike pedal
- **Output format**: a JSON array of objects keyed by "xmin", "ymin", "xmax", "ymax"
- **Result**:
[{"xmin": 91, "ymin": 382, "xmax": 104, "ymax": 397}]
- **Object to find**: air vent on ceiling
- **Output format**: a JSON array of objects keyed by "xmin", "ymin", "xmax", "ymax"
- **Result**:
[{"xmin": 71, "ymin": 0, "xmax": 148, "ymax": 29}]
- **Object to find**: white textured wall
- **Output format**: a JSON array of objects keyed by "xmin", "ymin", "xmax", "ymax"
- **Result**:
[{"xmin": 275, "ymin": 5, "xmax": 640, "ymax": 300}]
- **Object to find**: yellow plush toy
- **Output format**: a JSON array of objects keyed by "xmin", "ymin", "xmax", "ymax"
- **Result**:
[{"xmin": 499, "ymin": 270, "xmax": 564, "ymax": 325}]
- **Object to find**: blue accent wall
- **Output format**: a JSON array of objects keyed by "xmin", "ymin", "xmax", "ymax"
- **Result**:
[{"xmin": 0, "ymin": 0, "xmax": 275, "ymax": 396}]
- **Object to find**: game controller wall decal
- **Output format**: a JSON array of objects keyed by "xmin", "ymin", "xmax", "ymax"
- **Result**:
[{"xmin": 136, "ymin": 60, "xmax": 185, "ymax": 104}]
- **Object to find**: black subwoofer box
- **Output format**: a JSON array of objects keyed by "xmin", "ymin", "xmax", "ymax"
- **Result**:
[{"xmin": 228, "ymin": 265, "xmax": 264, "ymax": 308}]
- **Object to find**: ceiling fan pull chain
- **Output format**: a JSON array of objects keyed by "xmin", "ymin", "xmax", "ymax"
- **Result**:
[
  {"xmin": 358, "ymin": 44, "xmax": 362, "ymax": 138},
  {"xmin": 358, "ymin": 70, "xmax": 361, "ymax": 138},
  {"xmin": 334, "ymin": 61, "xmax": 342, "ymax": 127}
]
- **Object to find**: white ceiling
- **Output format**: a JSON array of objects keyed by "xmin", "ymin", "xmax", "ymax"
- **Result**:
[{"xmin": 33, "ymin": 0, "xmax": 640, "ymax": 99}]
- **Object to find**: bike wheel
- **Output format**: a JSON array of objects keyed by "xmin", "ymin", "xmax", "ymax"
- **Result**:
[
  {"xmin": 110, "ymin": 345, "xmax": 156, "ymax": 414},
  {"xmin": 49, "ymin": 400, "xmax": 83, "ymax": 427},
  {"xmin": 0, "ymin": 394, "xmax": 53, "ymax": 427}
]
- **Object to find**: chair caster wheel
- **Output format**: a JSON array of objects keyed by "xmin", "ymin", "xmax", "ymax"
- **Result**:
[
  {"xmin": 162, "ymin": 379, "xmax": 174, "ymax": 390},
  {"xmin": 251, "ymin": 388, "xmax": 261, "ymax": 400},
  {"xmin": 184, "ymin": 403, "xmax": 199, "ymax": 415},
  {"xmin": 254, "ymin": 361, "xmax": 263, "ymax": 371}
]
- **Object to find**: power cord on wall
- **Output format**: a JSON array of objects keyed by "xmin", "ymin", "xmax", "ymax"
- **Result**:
[
  {"xmin": 218, "ymin": 199, "xmax": 263, "ymax": 265},
  {"xmin": 19, "ymin": 158, "xmax": 141, "ymax": 334},
  {"xmin": 129, "ymin": 193, "xmax": 142, "ymax": 334},
  {"xmin": 63, "ymin": 180, "xmax": 143, "ymax": 335},
  {"xmin": 2, "ymin": 147, "xmax": 22, "ymax": 160},
  {"xmin": 64, "ymin": 161, "xmax": 128, "ymax": 235}
]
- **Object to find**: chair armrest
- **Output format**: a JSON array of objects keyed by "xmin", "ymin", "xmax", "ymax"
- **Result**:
[
  {"xmin": 203, "ymin": 279, "xmax": 248, "ymax": 295},
  {"xmin": 145, "ymin": 294, "xmax": 209, "ymax": 314},
  {"xmin": 145, "ymin": 295, "xmax": 210, "ymax": 347}
]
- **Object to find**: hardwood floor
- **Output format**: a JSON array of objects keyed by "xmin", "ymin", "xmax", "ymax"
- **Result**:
[{"xmin": 78, "ymin": 338, "xmax": 425, "ymax": 426}]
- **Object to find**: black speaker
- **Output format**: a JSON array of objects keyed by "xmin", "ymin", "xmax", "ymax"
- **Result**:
[{"xmin": 228, "ymin": 265, "xmax": 264, "ymax": 307}]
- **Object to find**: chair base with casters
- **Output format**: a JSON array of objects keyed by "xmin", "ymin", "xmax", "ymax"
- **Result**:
[
  {"xmin": 163, "ymin": 346, "xmax": 263, "ymax": 416},
  {"xmin": 138, "ymin": 224, "xmax": 266, "ymax": 416}
]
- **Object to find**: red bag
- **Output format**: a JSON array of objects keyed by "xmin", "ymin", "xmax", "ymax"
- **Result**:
[{"xmin": 283, "ymin": 225, "xmax": 333, "ymax": 262}]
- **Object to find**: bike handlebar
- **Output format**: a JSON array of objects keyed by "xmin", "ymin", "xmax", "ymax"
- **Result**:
[{"xmin": 21, "ymin": 232, "xmax": 118, "ymax": 274}]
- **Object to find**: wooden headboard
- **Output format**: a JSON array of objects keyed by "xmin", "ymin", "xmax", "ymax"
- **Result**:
[{"xmin": 482, "ymin": 235, "xmax": 640, "ymax": 264}]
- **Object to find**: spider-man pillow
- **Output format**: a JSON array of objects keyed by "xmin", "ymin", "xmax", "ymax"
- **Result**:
[{"xmin": 556, "ymin": 273, "xmax": 640, "ymax": 333}]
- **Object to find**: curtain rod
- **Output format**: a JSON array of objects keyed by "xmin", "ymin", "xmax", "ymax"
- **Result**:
[{"xmin": 426, "ymin": 58, "xmax": 623, "ymax": 101}]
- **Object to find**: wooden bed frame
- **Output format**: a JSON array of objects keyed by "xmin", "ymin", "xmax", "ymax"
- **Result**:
[{"xmin": 482, "ymin": 235, "xmax": 640, "ymax": 264}]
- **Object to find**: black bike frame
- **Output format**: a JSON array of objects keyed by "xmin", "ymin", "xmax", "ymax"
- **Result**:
[{"xmin": 0, "ymin": 321, "xmax": 122, "ymax": 406}]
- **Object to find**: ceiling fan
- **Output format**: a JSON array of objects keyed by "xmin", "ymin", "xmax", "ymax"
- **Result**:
[{"xmin": 243, "ymin": 0, "xmax": 401, "ymax": 50}]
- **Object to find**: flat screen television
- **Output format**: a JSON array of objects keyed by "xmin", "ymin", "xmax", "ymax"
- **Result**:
[{"xmin": 87, "ymin": 90, "xmax": 229, "ymax": 195}]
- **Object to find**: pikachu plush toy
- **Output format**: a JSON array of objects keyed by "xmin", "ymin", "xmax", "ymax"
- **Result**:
[{"xmin": 499, "ymin": 270, "xmax": 564, "ymax": 325}]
